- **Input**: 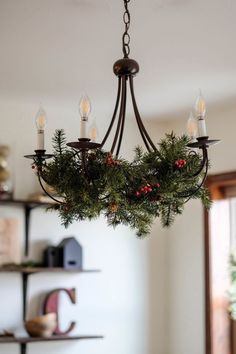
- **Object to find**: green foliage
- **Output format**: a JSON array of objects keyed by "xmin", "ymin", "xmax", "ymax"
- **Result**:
[
  {"xmin": 40, "ymin": 130, "xmax": 211, "ymax": 237},
  {"xmin": 229, "ymin": 255, "xmax": 236, "ymax": 319}
]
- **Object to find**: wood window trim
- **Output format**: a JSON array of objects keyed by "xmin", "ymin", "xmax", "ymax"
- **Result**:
[{"xmin": 204, "ymin": 171, "xmax": 236, "ymax": 354}]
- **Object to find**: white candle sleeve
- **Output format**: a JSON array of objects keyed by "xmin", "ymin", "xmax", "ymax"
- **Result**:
[
  {"xmin": 80, "ymin": 119, "xmax": 87, "ymax": 139},
  {"xmin": 197, "ymin": 118, "xmax": 207, "ymax": 137},
  {"xmin": 37, "ymin": 130, "xmax": 45, "ymax": 150}
]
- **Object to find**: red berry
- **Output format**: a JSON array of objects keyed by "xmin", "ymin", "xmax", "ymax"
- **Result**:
[
  {"xmin": 140, "ymin": 187, "xmax": 145, "ymax": 192},
  {"xmin": 175, "ymin": 159, "xmax": 186, "ymax": 169},
  {"xmin": 136, "ymin": 191, "xmax": 140, "ymax": 197}
]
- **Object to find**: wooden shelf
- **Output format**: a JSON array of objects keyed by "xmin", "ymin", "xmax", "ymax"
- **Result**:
[
  {"xmin": 0, "ymin": 266, "xmax": 100, "ymax": 274},
  {"xmin": 0, "ymin": 198, "xmax": 53, "ymax": 208},
  {"xmin": 0, "ymin": 335, "xmax": 104, "ymax": 344}
]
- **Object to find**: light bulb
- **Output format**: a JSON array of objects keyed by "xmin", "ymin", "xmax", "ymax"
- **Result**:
[
  {"xmin": 79, "ymin": 94, "xmax": 91, "ymax": 120},
  {"xmin": 35, "ymin": 104, "xmax": 47, "ymax": 150},
  {"xmin": 187, "ymin": 112, "xmax": 197, "ymax": 139},
  {"xmin": 89, "ymin": 120, "xmax": 99, "ymax": 142},
  {"xmin": 35, "ymin": 105, "xmax": 47, "ymax": 131},
  {"xmin": 195, "ymin": 90, "xmax": 206, "ymax": 118}
]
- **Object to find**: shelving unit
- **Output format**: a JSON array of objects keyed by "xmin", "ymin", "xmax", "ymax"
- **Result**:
[
  {"xmin": 0, "ymin": 266, "xmax": 100, "ymax": 321},
  {"xmin": 0, "ymin": 199, "xmax": 103, "ymax": 354}
]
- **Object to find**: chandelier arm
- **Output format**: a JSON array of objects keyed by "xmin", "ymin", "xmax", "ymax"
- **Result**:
[
  {"xmin": 178, "ymin": 155, "xmax": 209, "ymax": 201},
  {"xmin": 115, "ymin": 77, "xmax": 127, "ymax": 157},
  {"xmin": 129, "ymin": 76, "xmax": 157, "ymax": 151},
  {"xmin": 101, "ymin": 77, "xmax": 122, "ymax": 148},
  {"xmin": 37, "ymin": 172, "xmax": 64, "ymax": 204},
  {"xmin": 111, "ymin": 76, "xmax": 126, "ymax": 154},
  {"xmin": 129, "ymin": 77, "xmax": 151, "ymax": 151},
  {"xmin": 191, "ymin": 147, "xmax": 208, "ymax": 178}
]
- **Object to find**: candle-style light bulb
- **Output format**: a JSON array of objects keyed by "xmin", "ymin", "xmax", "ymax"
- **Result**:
[
  {"xmin": 195, "ymin": 90, "xmax": 206, "ymax": 118},
  {"xmin": 89, "ymin": 120, "xmax": 98, "ymax": 143},
  {"xmin": 79, "ymin": 94, "xmax": 91, "ymax": 139},
  {"xmin": 187, "ymin": 112, "xmax": 197, "ymax": 140},
  {"xmin": 35, "ymin": 104, "xmax": 47, "ymax": 150},
  {"xmin": 194, "ymin": 90, "xmax": 207, "ymax": 137}
]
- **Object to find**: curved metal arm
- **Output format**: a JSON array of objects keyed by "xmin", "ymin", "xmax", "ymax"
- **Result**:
[
  {"xmin": 178, "ymin": 156, "xmax": 209, "ymax": 201},
  {"xmin": 37, "ymin": 172, "xmax": 65, "ymax": 205},
  {"xmin": 101, "ymin": 77, "xmax": 122, "ymax": 148},
  {"xmin": 191, "ymin": 147, "xmax": 208, "ymax": 178},
  {"xmin": 111, "ymin": 76, "xmax": 127, "ymax": 155},
  {"xmin": 115, "ymin": 76, "xmax": 127, "ymax": 157},
  {"xmin": 129, "ymin": 76, "xmax": 157, "ymax": 152}
]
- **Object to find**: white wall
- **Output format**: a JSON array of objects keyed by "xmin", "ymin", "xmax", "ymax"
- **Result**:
[
  {"xmin": 0, "ymin": 99, "xmax": 168, "ymax": 354},
  {"xmin": 162, "ymin": 103, "xmax": 236, "ymax": 354}
]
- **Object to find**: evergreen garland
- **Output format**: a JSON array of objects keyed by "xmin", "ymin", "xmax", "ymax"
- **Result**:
[{"xmin": 39, "ymin": 129, "xmax": 211, "ymax": 237}]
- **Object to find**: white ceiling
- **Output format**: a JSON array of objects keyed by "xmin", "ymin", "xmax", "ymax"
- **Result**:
[{"xmin": 0, "ymin": 0, "xmax": 236, "ymax": 120}]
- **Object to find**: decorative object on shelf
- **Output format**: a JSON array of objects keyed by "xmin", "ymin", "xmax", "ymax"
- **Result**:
[
  {"xmin": 0, "ymin": 261, "xmax": 43, "ymax": 270},
  {"xmin": 0, "ymin": 219, "xmax": 20, "ymax": 265},
  {"xmin": 58, "ymin": 237, "xmax": 83, "ymax": 270},
  {"xmin": 43, "ymin": 288, "xmax": 76, "ymax": 335},
  {"xmin": 0, "ymin": 145, "xmax": 13, "ymax": 200},
  {"xmin": 24, "ymin": 0, "xmax": 220, "ymax": 237},
  {"xmin": 25, "ymin": 313, "xmax": 57, "ymax": 338},
  {"xmin": 43, "ymin": 237, "xmax": 83, "ymax": 269},
  {"xmin": 43, "ymin": 246, "xmax": 59, "ymax": 268},
  {"xmin": 0, "ymin": 330, "xmax": 14, "ymax": 337}
]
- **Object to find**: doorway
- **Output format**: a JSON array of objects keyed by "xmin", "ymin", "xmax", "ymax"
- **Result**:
[{"xmin": 205, "ymin": 172, "xmax": 236, "ymax": 354}]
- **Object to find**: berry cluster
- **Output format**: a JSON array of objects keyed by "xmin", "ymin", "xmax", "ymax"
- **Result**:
[
  {"xmin": 105, "ymin": 153, "xmax": 120, "ymax": 167},
  {"xmin": 135, "ymin": 183, "xmax": 160, "ymax": 197},
  {"xmin": 175, "ymin": 159, "xmax": 187, "ymax": 169}
]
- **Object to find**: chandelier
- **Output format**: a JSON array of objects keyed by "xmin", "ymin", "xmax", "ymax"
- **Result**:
[{"xmin": 25, "ymin": 0, "xmax": 219, "ymax": 236}]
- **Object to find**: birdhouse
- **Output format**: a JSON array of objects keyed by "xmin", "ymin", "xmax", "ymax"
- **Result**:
[
  {"xmin": 57, "ymin": 237, "xmax": 83, "ymax": 270},
  {"xmin": 43, "ymin": 246, "xmax": 59, "ymax": 267}
]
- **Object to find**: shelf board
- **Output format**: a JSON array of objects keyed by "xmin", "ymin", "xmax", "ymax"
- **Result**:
[
  {"xmin": 0, "ymin": 335, "xmax": 104, "ymax": 344},
  {"xmin": 0, "ymin": 198, "xmax": 53, "ymax": 208},
  {"xmin": 0, "ymin": 266, "xmax": 100, "ymax": 274}
]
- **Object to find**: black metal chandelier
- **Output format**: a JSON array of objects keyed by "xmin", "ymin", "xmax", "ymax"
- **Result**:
[{"xmin": 25, "ymin": 0, "xmax": 220, "ymax": 209}]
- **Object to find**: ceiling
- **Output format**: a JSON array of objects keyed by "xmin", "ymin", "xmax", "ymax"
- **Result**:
[{"xmin": 0, "ymin": 0, "xmax": 235, "ymax": 121}]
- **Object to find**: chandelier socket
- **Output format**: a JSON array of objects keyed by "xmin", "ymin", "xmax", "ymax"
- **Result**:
[
  {"xmin": 67, "ymin": 139, "xmax": 101, "ymax": 150},
  {"xmin": 187, "ymin": 137, "xmax": 220, "ymax": 149},
  {"xmin": 24, "ymin": 150, "xmax": 54, "ymax": 162},
  {"xmin": 113, "ymin": 58, "xmax": 139, "ymax": 77}
]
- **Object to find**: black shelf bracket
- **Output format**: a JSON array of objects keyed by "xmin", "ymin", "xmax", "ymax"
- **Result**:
[
  {"xmin": 22, "ymin": 273, "xmax": 29, "ymax": 321},
  {"xmin": 21, "ymin": 343, "xmax": 27, "ymax": 354},
  {"xmin": 24, "ymin": 205, "xmax": 31, "ymax": 257}
]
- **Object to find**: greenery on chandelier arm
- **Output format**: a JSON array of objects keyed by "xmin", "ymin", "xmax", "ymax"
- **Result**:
[{"xmin": 40, "ymin": 130, "xmax": 211, "ymax": 237}]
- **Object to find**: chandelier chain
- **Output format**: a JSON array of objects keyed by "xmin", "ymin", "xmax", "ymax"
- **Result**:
[{"xmin": 122, "ymin": 0, "xmax": 131, "ymax": 58}]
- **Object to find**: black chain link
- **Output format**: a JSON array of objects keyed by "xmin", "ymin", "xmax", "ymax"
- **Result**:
[{"xmin": 122, "ymin": 0, "xmax": 131, "ymax": 58}]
